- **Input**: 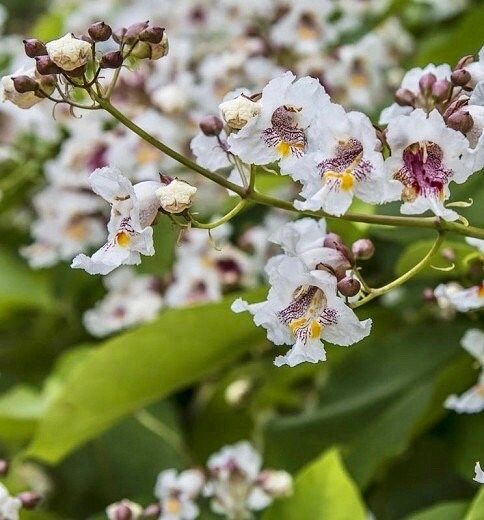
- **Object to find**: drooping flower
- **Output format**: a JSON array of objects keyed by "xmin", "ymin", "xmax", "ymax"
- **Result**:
[
  {"xmin": 227, "ymin": 72, "xmax": 330, "ymax": 170},
  {"xmin": 385, "ymin": 109, "xmax": 474, "ymax": 221},
  {"xmin": 71, "ymin": 167, "xmax": 161, "ymax": 275},
  {"xmin": 204, "ymin": 441, "xmax": 292, "ymax": 518},
  {"xmin": 290, "ymin": 109, "xmax": 400, "ymax": 215},
  {"xmin": 154, "ymin": 469, "xmax": 204, "ymax": 520},
  {"xmin": 445, "ymin": 329, "xmax": 484, "ymax": 414},
  {"xmin": 233, "ymin": 256, "xmax": 371, "ymax": 367}
]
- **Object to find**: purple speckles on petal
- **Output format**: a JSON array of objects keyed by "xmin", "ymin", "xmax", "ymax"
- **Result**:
[{"xmin": 262, "ymin": 105, "xmax": 307, "ymax": 157}]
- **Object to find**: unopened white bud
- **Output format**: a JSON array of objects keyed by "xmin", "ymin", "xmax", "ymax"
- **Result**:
[
  {"xmin": 156, "ymin": 179, "xmax": 197, "ymax": 214},
  {"xmin": 46, "ymin": 33, "xmax": 92, "ymax": 71},
  {"xmin": 0, "ymin": 67, "xmax": 51, "ymax": 109},
  {"xmin": 219, "ymin": 95, "xmax": 261, "ymax": 130},
  {"xmin": 259, "ymin": 470, "xmax": 293, "ymax": 497},
  {"xmin": 106, "ymin": 500, "xmax": 143, "ymax": 520}
]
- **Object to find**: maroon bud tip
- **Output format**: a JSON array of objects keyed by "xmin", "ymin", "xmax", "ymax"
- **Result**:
[
  {"xmin": 12, "ymin": 75, "xmax": 39, "ymax": 93},
  {"xmin": 323, "ymin": 232, "xmax": 345, "ymax": 250},
  {"xmin": 139, "ymin": 26, "xmax": 165, "ymax": 44},
  {"xmin": 114, "ymin": 504, "xmax": 133, "ymax": 520},
  {"xmin": 394, "ymin": 88, "xmax": 415, "ymax": 107},
  {"xmin": 450, "ymin": 68, "xmax": 471, "ymax": 87},
  {"xmin": 64, "ymin": 64, "xmax": 87, "ymax": 77},
  {"xmin": 100, "ymin": 50, "xmax": 124, "ymax": 69},
  {"xmin": 112, "ymin": 27, "xmax": 127, "ymax": 44},
  {"xmin": 431, "ymin": 79, "xmax": 451, "ymax": 101},
  {"xmin": 80, "ymin": 34, "xmax": 93, "ymax": 44},
  {"xmin": 199, "ymin": 115, "xmax": 224, "ymax": 136},
  {"xmin": 35, "ymin": 55, "xmax": 62, "ymax": 75},
  {"xmin": 88, "ymin": 21, "xmax": 113, "ymax": 42},
  {"xmin": 125, "ymin": 21, "xmax": 150, "ymax": 43},
  {"xmin": 337, "ymin": 276, "xmax": 361, "ymax": 297},
  {"xmin": 446, "ymin": 110, "xmax": 474, "ymax": 134},
  {"xmin": 18, "ymin": 491, "xmax": 42, "ymax": 510},
  {"xmin": 419, "ymin": 72, "xmax": 437, "ymax": 94},
  {"xmin": 143, "ymin": 503, "xmax": 162, "ymax": 519},
  {"xmin": 0, "ymin": 460, "xmax": 9, "ymax": 476},
  {"xmin": 23, "ymin": 38, "xmax": 47, "ymax": 58},
  {"xmin": 351, "ymin": 238, "xmax": 375, "ymax": 260},
  {"xmin": 159, "ymin": 173, "xmax": 174, "ymax": 185}
]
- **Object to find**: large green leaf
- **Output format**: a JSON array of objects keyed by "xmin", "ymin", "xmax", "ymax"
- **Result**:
[
  {"xmin": 405, "ymin": 500, "xmax": 469, "ymax": 520},
  {"xmin": 25, "ymin": 291, "xmax": 265, "ymax": 464},
  {"xmin": 262, "ymin": 449, "xmax": 366, "ymax": 520}
]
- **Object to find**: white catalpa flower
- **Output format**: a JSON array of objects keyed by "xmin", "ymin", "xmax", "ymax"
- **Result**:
[
  {"xmin": 290, "ymin": 109, "xmax": 400, "ymax": 215},
  {"xmin": 475, "ymin": 462, "xmax": 484, "ymax": 484},
  {"xmin": 445, "ymin": 329, "xmax": 484, "ymax": 414},
  {"xmin": 219, "ymin": 94, "xmax": 261, "ymax": 130},
  {"xmin": 434, "ymin": 282, "xmax": 484, "ymax": 312},
  {"xmin": 233, "ymin": 256, "xmax": 371, "ymax": 367},
  {"xmin": 154, "ymin": 469, "xmax": 204, "ymax": 520},
  {"xmin": 0, "ymin": 483, "xmax": 22, "ymax": 520},
  {"xmin": 227, "ymin": 72, "xmax": 330, "ymax": 171},
  {"xmin": 0, "ymin": 67, "xmax": 51, "ymax": 109},
  {"xmin": 106, "ymin": 499, "xmax": 143, "ymax": 520},
  {"xmin": 205, "ymin": 441, "xmax": 292, "ymax": 518},
  {"xmin": 46, "ymin": 33, "xmax": 92, "ymax": 71},
  {"xmin": 190, "ymin": 129, "xmax": 232, "ymax": 172},
  {"xmin": 71, "ymin": 167, "xmax": 161, "ymax": 275},
  {"xmin": 83, "ymin": 268, "xmax": 163, "ymax": 337},
  {"xmin": 385, "ymin": 109, "xmax": 474, "ymax": 221},
  {"xmin": 156, "ymin": 178, "xmax": 197, "ymax": 214}
]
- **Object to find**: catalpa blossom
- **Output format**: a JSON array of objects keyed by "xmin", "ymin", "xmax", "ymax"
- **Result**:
[
  {"xmin": 83, "ymin": 268, "xmax": 163, "ymax": 337},
  {"xmin": 106, "ymin": 499, "xmax": 143, "ymax": 520},
  {"xmin": 0, "ymin": 483, "xmax": 22, "ymax": 520},
  {"xmin": 154, "ymin": 469, "xmax": 204, "ymax": 520},
  {"xmin": 290, "ymin": 109, "xmax": 400, "ymax": 215},
  {"xmin": 233, "ymin": 256, "xmax": 371, "ymax": 367},
  {"xmin": 445, "ymin": 329, "xmax": 484, "ymax": 414},
  {"xmin": 72, "ymin": 167, "xmax": 161, "ymax": 275},
  {"xmin": 386, "ymin": 109, "xmax": 474, "ymax": 221},
  {"xmin": 204, "ymin": 441, "xmax": 292, "ymax": 518},
  {"xmin": 434, "ymin": 282, "xmax": 484, "ymax": 312},
  {"xmin": 475, "ymin": 462, "xmax": 484, "ymax": 484},
  {"xmin": 227, "ymin": 72, "xmax": 330, "ymax": 171}
]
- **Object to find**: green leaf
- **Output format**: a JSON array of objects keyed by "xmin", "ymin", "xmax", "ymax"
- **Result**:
[
  {"xmin": 395, "ymin": 240, "xmax": 474, "ymax": 279},
  {"xmin": 466, "ymin": 489, "xmax": 484, "ymax": 520},
  {"xmin": 405, "ymin": 500, "xmax": 469, "ymax": 520},
  {"xmin": 25, "ymin": 290, "xmax": 265, "ymax": 464},
  {"xmin": 262, "ymin": 449, "xmax": 366, "ymax": 520}
]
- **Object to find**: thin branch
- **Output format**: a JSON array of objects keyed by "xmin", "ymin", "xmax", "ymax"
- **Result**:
[{"xmin": 189, "ymin": 199, "xmax": 248, "ymax": 229}]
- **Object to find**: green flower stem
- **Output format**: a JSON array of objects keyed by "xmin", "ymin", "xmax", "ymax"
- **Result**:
[
  {"xmin": 351, "ymin": 232, "xmax": 446, "ymax": 308},
  {"xmin": 94, "ymin": 97, "xmax": 484, "ymax": 240},
  {"xmin": 189, "ymin": 198, "xmax": 248, "ymax": 229}
]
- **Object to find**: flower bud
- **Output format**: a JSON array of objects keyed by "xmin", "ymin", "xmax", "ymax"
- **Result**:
[
  {"xmin": 113, "ymin": 27, "xmax": 127, "ymax": 44},
  {"xmin": 394, "ymin": 88, "xmax": 415, "ymax": 107},
  {"xmin": 323, "ymin": 232, "xmax": 345, "ymax": 250},
  {"xmin": 200, "ymin": 115, "xmax": 224, "ymax": 136},
  {"xmin": 446, "ymin": 109, "xmax": 474, "ymax": 134},
  {"xmin": 337, "ymin": 276, "xmax": 361, "ymax": 297},
  {"xmin": 0, "ymin": 459, "xmax": 9, "ymax": 476},
  {"xmin": 259, "ymin": 470, "xmax": 293, "ymax": 497},
  {"xmin": 143, "ymin": 503, "xmax": 162, "ymax": 519},
  {"xmin": 12, "ymin": 75, "xmax": 38, "ymax": 93},
  {"xmin": 443, "ymin": 97, "xmax": 468, "ymax": 119},
  {"xmin": 100, "ymin": 51, "xmax": 124, "ymax": 69},
  {"xmin": 88, "ymin": 21, "xmax": 112, "ymax": 42},
  {"xmin": 450, "ymin": 68, "xmax": 471, "ymax": 87},
  {"xmin": 219, "ymin": 95, "xmax": 261, "ymax": 129},
  {"xmin": 64, "ymin": 64, "xmax": 87, "ymax": 78},
  {"xmin": 23, "ymin": 38, "xmax": 47, "ymax": 58},
  {"xmin": 139, "ymin": 26, "xmax": 165, "ymax": 44},
  {"xmin": 351, "ymin": 238, "xmax": 375, "ymax": 260},
  {"xmin": 422, "ymin": 287, "xmax": 435, "ymax": 302},
  {"xmin": 80, "ymin": 35, "xmax": 93, "ymax": 44},
  {"xmin": 35, "ymin": 55, "xmax": 62, "ymax": 75},
  {"xmin": 156, "ymin": 178, "xmax": 197, "ymax": 214},
  {"xmin": 45, "ymin": 33, "xmax": 92, "ymax": 71},
  {"xmin": 455, "ymin": 54, "xmax": 474, "ymax": 70},
  {"xmin": 124, "ymin": 21, "xmax": 149, "ymax": 43},
  {"xmin": 419, "ymin": 72, "xmax": 437, "ymax": 94},
  {"xmin": 106, "ymin": 500, "xmax": 143, "ymax": 520},
  {"xmin": 431, "ymin": 79, "xmax": 451, "ymax": 101},
  {"xmin": 18, "ymin": 491, "xmax": 42, "ymax": 510}
]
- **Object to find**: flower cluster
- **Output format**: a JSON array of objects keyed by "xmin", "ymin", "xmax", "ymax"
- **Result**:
[{"xmin": 105, "ymin": 441, "xmax": 292, "ymax": 519}]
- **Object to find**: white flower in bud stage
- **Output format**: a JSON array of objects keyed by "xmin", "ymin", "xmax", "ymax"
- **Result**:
[
  {"xmin": 385, "ymin": 109, "xmax": 476, "ymax": 221},
  {"xmin": 289, "ymin": 109, "xmax": 400, "ymax": 215},
  {"xmin": 219, "ymin": 94, "xmax": 261, "ymax": 130},
  {"xmin": 205, "ymin": 441, "xmax": 292, "ymax": 518},
  {"xmin": 46, "ymin": 33, "xmax": 92, "ymax": 71},
  {"xmin": 233, "ymin": 256, "xmax": 371, "ymax": 367},
  {"xmin": 156, "ymin": 179, "xmax": 197, "ymax": 214},
  {"xmin": 445, "ymin": 329, "xmax": 484, "ymax": 414},
  {"xmin": 475, "ymin": 462, "xmax": 484, "ymax": 484},
  {"xmin": 0, "ymin": 67, "xmax": 48, "ymax": 110},
  {"xmin": 154, "ymin": 469, "xmax": 204, "ymax": 520},
  {"xmin": 227, "ymin": 72, "xmax": 331, "ymax": 171},
  {"xmin": 434, "ymin": 282, "xmax": 484, "ymax": 312},
  {"xmin": 0, "ymin": 483, "xmax": 22, "ymax": 520},
  {"xmin": 106, "ymin": 499, "xmax": 143, "ymax": 520},
  {"xmin": 71, "ymin": 167, "xmax": 161, "ymax": 275},
  {"xmin": 83, "ymin": 268, "xmax": 163, "ymax": 337}
]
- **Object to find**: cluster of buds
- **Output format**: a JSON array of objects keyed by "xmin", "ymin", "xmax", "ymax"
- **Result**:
[
  {"xmin": 0, "ymin": 459, "xmax": 42, "ymax": 518},
  {"xmin": 113, "ymin": 21, "xmax": 168, "ymax": 61}
]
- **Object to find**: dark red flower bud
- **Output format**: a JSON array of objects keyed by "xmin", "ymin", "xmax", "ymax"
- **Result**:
[
  {"xmin": 431, "ymin": 79, "xmax": 451, "ymax": 101},
  {"xmin": 143, "ymin": 503, "xmax": 162, "ymax": 519},
  {"xmin": 323, "ymin": 232, "xmax": 345, "ymax": 250},
  {"xmin": 446, "ymin": 110, "xmax": 474, "ymax": 134},
  {"xmin": 65, "ymin": 64, "xmax": 87, "ymax": 77},
  {"xmin": 18, "ymin": 491, "xmax": 42, "ymax": 510},
  {"xmin": 200, "ymin": 115, "xmax": 224, "ymax": 136},
  {"xmin": 394, "ymin": 88, "xmax": 415, "ymax": 107},
  {"xmin": 113, "ymin": 27, "xmax": 127, "ymax": 44},
  {"xmin": 23, "ymin": 38, "xmax": 47, "ymax": 58},
  {"xmin": 419, "ymin": 72, "xmax": 437, "ymax": 94},
  {"xmin": 100, "ymin": 50, "xmax": 124, "ymax": 69},
  {"xmin": 443, "ymin": 97, "xmax": 469, "ymax": 119},
  {"xmin": 337, "ymin": 276, "xmax": 361, "ymax": 297},
  {"xmin": 0, "ymin": 459, "xmax": 9, "ymax": 476},
  {"xmin": 139, "ymin": 26, "xmax": 165, "ymax": 44},
  {"xmin": 12, "ymin": 75, "xmax": 39, "ymax": 93},
  {"xmin": 80, "ymin": 35, "xmax": 93, "ymax": 44},
  {"xmin": 35, "ymin": 55, "xmax": 62, "ymax": 75},
  {"xmin": 451, "ymin": 68, "xmax": 471, "ymax": 87},
  {"xmin": 125, "ymin": 21, "xmax": 150, "ymax": 43},
  {"xmin": 351, "ymin": 238, "xmax": 375, "ymax": 260},
  {"xmin": 88, "ymin": 21, "xmax": 113, "ymax": 42}
]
